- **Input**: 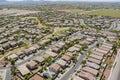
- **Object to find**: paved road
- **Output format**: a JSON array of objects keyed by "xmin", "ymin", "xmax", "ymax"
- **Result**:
[
  {"xmin": 60, "ymin": 41, "xmax": 97, "ymax": 80},
  {"xmin": 5, "ymin": 68, "xmax": 13, "ymax": 80},
  {"xmin": 60, "ymin": 54, "xmax": 85, "ymax": 80}
]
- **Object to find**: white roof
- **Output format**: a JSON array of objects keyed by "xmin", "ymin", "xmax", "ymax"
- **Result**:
[
  {"xmin": 46, "ymin": 50, "xmax": 57, "ymax": 57},
  {"xmin": 56, "ymin": 59, "xmax": 66, "ymax": 66},
  {"xmin": 102, "ymin": 44, "xmax": 112, "ymax": 49},
  {"xmin": 17, "ymin": 64, "xmax": 30, "ymax": 76},
  {"xmin": 8, "ymin": 54, "xmax": 18, "ymax": 59},
  {"xmin": 103, "ymin": 43, "xmax": 113, "ymax": 47},
  {"xmin": 58, "ymin": 42, "xmax": 65, "ymax": 46},
  {"xmin": 95, "ymin": 48, "xmax": 107, "ymax": 54}
]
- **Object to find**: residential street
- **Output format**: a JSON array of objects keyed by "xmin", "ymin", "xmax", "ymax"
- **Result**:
[
  {"xmin": 60, "ymin": 54, "xmax": 85, "ymax": 80},
  {"xmin": 60, "ymin": 41, "xmax": 97, "ymax": 80}
]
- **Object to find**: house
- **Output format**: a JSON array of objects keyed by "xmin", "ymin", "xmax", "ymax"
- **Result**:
[
  {"xmin": 56, "ymin": 59, "xmax": 67, "ymax": 68},
  {"xmin": 17, "ymin": 64, "xmax": 31, "ymax": 76},
  {"xmin": 86, "ymin": 62, "xmax": 100, "ymax": 70},
  {"xmin": 2, "ymin": 43, "xmax": 10, "ymax": 50},
  {"xmin": 102, "ymin": 44, "xmax": 112, "ymax": 49},
  {"xmin": 26, "ymin": 60, "xmax": 38, "ymax": 70},
  {"xmin": 34, "ymin": 56, "xmax": 45, "ymax": 65},
  {"xmin": 67, "ymin": 46, "xmax": 79, "ymax": 53},
  {"xmin": 33, "ymin": 44, "xmax": 40, "ymax": 50},
  {"xmin": 0, "ymin": 47, "xmax": 4, "ymax": 54},
  {"xmin": 45, "ymin": 50, "xmax": 57, "ymax": 58},
  {"xmin": 103, "ymin": 43, "xmax": 113, "ymax": 47},
  {"xmin": 87, "ymin": 57, "xmax": 101, "ymax": 65},
  {"xmin": 99, "ymin": 46, "xmax": 110, "ymax": 52},
  {"xmin": 62, "ymin": 55, "xmax": 71, "ymax": 62},
  {"xmin": 17, "ymin": 40, "xmax": 23, "ymax": 46},
  {"xmin": 14, "ymin": 75, "xmax": 22, "ymax": 80},
  {"xmin": 74, "ymin": 44, "xmax": 82, "ymax": 48},
  {"xmin": 24, "ymin": 49, "xmax": 32, "ymax": 56},
  {"xmin": 51, "ymin": 47, "xmax": 60, "ymax": 53},
  {"xmin": 38, "ymin": 39, "xmax": 51, "ymax": 46},
  {"xmin": 82, "ymin": 66, "xmax": 98, "ymax": 76},
  {"xmin": 86, "ymin": 37, "xmax": 95, "ymax": 43},
  {"xmin": 79, "ymin": 71, "xmax": 94, "ymax": 80},
  {"xmin": 107, "ymin": 35, "xmax": 117, "ymax": 42},
  {"xmin": 0, "ymin": 39, "xmax": 8, "ymax": 44},
  {"xmin": 89, "ymin": 54, "xmax": 103, "ymax": 60},
  {"xmin": 55, "ymin": 42, "xmax": 65, "ymax": 48},
  {"xmin": 82, "ymin": 40, "xmax": 91, "ymax": 45},
  {"xmin": 51, "ymin": 42, "xmax": 65, "ymax": 53},
  {"xmin": 10, "ymin": 42, "xmax": 17, "ymax": 48},
  {"xmin": 95, "ymin": 48, "xmax": 107, "ymax": 54},
  {"xmin": 17, "ymin": 52, "xmax": 25, "ymax": 59},
  {"xmin": 42, "ymin": 54, "xmax": 51, "ymax": 58},
  {"xmin": 29, "ymin": 46, "xmax": 37, "ymax": 53},
  {"xmin": 29, "ymin": 74, "xmax": 45, "ymax": 80},
  {"xmin": 7, "ymin": 54, "xmax": 18, "ymax": 61},
  {"xmin": 71, "ymin": 75, "xmax": 85, "ymax": 80},
  {"xmin": 93, "ymin": 51, "xmax": 104, "ymax": 57},
  {"xmin": 49, "ymin": 63, "xmax": 62, "ymax": 73},
  {"xmin": 65, "ymin": 52, "xmax": 73, "ymax": 57}
]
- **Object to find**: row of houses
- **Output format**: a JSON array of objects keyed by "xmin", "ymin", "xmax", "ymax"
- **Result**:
[
  {"xmin": 85, "ymin": 16, "xmax": 118, "ymax": 30},
  {"xmin": 32, "ymin": 11, "xmax": 86, "ymax": 27},
  {"xmin": 43, "ymin": 33, "xmax": 97, "ymax": 79},
  {"xmin": 7, "ymin": 44, "xmax": 40, "ymax": 61},
  {"xmin": 3, "ymin": 28, "xmax": 98, "ymax": 80},
  {"xmin": 71, "ymin": 42, "xmax": 113, "ymax": 80},
  {"xmin": 0, "ymin": 15, "xmax": 54, "ymax": 55}
]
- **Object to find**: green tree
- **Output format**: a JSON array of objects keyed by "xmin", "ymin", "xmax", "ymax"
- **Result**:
[
  {"xmin": 45, "ymin": 57, "xmax": 52, "ymax": 64},
  {"xmin": 96, "ymin": 43, "xmax": 100, "ymax": 48},
  {"xmin": 72, "ymin": 54, "xmax": 78, "ymax": 62},
  {"xmin": 10, "ymin": 58, "xmax": 16, "ymax": 76},
  {"xmin": 46, "ymin": 78, "xmax": 52, "ymax": 80},
  {"xmin": 82, "ymin": 60, "xmax": 86, "ymax": 65},
  {"xmin": 79, "ymin": 47, "xmax": 83, "ymax": 52},
  {"xmin": 87, "ymin": 50, "xmax": 92, "ymax": 57},
  {"xmin": 10, "ymin": 58, "xmax": 15, "ymax": 65}
]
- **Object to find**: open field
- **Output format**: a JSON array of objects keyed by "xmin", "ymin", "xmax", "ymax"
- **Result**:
[
  {"xmin": 0, "ymin": 9, "xmax": 39, "ymax": 16},
  {"xmin": 57, "ymin": 9, "xmax": 85, "ymax": 14},
  {"xmin": 59, "ymin": 9, "xmax": 120, "ymax": 17},
  {"xmin": 85, "ymin": 9, "xmax": 120, "ymax": 17}
]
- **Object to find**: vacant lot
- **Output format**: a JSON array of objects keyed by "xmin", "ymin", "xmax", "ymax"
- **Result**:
[
  {"xmin": 60, "ymin": 9, "xmax": 120, "ymax": 17},
  {"xmin": 0, "ymin": 9, "xmax": 39, "ymax": 16},
  {"xmin": 57, "ymin": 9, "xmax": 85, "ymax": 14}
]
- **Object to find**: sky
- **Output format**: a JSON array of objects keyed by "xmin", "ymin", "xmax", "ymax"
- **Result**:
[{"xmin": 6, "ymin": 0, "xmax": 120, "ymax": 2}]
